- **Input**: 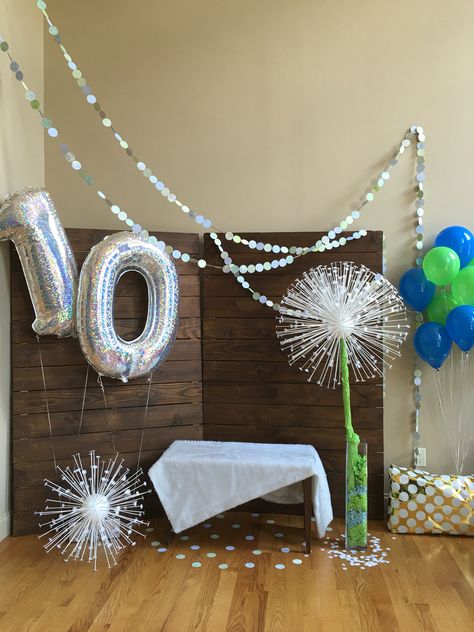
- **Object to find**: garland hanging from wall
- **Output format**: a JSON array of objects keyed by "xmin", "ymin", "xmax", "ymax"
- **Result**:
[
  {"xmin": 0, "ymin": 32, "xmax": 425, "ymax": 305},
  {"xmin": 0, "ymin": 9, "xmax": 428, "ymax": 461}
]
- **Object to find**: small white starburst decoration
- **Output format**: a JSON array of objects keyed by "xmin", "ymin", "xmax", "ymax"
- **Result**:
[
  {"xmin": 36, "ymin": 451, "xmax": 151, "ymax": 570},
  {"xmin": 277, "ymin": 262, "xmax": 409, "ymax": 388}
]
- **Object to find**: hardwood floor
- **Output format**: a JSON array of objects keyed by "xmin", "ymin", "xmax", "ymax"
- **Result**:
[{"xmin": 0, "ymin": 513, "xmax": 472, "ymax": 631}]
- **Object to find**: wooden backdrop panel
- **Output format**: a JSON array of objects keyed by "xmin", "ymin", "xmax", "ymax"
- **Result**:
[
  {"xmin": 11, "ymin": 228, "xmax": 203, "ymax": 535},
  {"xmin": 203, "ymin": 232, "xmax": 384, "ymax": 519}
]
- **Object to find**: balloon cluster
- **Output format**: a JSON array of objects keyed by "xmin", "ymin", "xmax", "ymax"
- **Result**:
[{"xmin": 399, "ymin": 226, "xmax": 474, "ymax": 369}]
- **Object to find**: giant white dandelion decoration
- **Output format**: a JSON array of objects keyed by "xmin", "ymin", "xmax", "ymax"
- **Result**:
[
  {"xmin": 277, "ymin": 261, "xmax": 408, "ymax": 550},
  {"xmin": 36, "ymin": 451, "xmax": 150, "ymax": 570},
  {"xmin": 277, "ymin": 262, "xmax": 408, "ymax": 388}
]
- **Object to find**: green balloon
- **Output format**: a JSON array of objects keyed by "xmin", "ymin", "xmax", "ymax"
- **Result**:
[
  {"xmin": 452, "ymin": 266, "xmax": 474, "ymax": 304},
  {"xmin": 427, "ymin": 292, "xmax": 459, "ymax": 325},
  {"xmin": 422, "ymin": 247, "xmax": 460, "ymax": 286}
]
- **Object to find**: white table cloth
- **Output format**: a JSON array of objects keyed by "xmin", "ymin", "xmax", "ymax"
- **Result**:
[{"xmin": 148, "ymin": 440, "xmax": 333, "ymax": 538}]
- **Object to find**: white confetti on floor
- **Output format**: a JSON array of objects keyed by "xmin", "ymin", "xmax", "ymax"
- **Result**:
[
  {"xmin": 321, "ymin": 534, "xmax": 391, "ymax": 569},
  {"xmin": 147, "ymin": 515, "xmax": 392, "ymax": 574}
]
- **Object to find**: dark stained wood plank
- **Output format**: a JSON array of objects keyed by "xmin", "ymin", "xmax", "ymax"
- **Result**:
[
  {"xmin": 113, "ymin": 317, "xmax": 201, "ymax": 342},
  {"xmin": 204, "ymin": 317, "xmax": 277, "ymax": 339},
  {"xmin": 12, "ymin": 496, "xmax": 164, "ymax": 535},
  {"xmin": 235, "ymin": 494, "xmax": 382, "ymax": 520},
  {"xmin": 203, "ymin": 383, "xmax": 382, "ymax": 407},
  {"xmin": 204, "ymin": 339, "xmax": 286, "ymax": 361},
  {"xmin": 11, "ymin": 317, "xmax": 201, "ymax": 344},
  {"xmin": 11, "ymin": 293, "xmax": 200, "ymax": 321},
  {"xmin": 203, "ymin": 424, "xmax": 382, "ymax": 451},
  {"xmin": 204, "ymin": 360, "xmax": 380, "ymax": 385},
  {"xmin": 11, "ymin": 269, "xmax": 200, "ymax": 297},
  {"xmin": 13, "ymin": 402, "xmax": 203, "ymax": 440},
  {"xmin": 13, "ymin": 473, "xmax": 384, "ymax": 515},
  {"xmin": 14, "ymin": 445, "xmax": 383, "ymax": 482},
  {"xmin": 13, "ymin": 447, "xmax": 168, "ymax": 487},
  {"xmin": 11, "ymin": 249, "xmax": 199, "ymax": 276},
  {"xmin": 13, "ymin": 359, "xmax": 202, "ymax": 391},
  {"xmin": 14, "ymin": 494, "xmax": 163, "ymax": 532},
  {"xmin": 203, "ymin": 402, "xmax": 383, "ymax": 429},
  {"xmin": 203, "ymin": 264, "xmax": 380, "ymax": 296},
  {"xmin": 13, "ymin": 381, "xmax": 202, "ymax": 415},
  {"xmin": 13, "ymin": 338, "xmax": 201, "ymax": 367},
  {"xmin": 15, "ymin": 484, "xmax": 162, "ymax": 513},
  {"xmin": 13, "ymin": 424, "xmax": 203, "ymax": 464}
]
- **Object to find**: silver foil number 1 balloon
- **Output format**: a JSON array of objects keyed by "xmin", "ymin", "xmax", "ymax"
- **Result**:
[
  {"xmin": 0, "ymin": 187, "xmax": 78, "ymax": 337},
  {"xmin": 76, "ymin": 231, "xmax": 179, "ymax": 381}
]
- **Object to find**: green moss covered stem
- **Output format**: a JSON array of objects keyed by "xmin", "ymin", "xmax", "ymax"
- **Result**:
[{"xmin": 341, "ymin": 337, "xmax": 368, "ymax": 550}]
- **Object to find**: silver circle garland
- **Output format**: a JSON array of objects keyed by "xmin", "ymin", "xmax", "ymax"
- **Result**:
[{"xmin": 1, "ymin": 20, "xmax": 428, "ymax": 460}]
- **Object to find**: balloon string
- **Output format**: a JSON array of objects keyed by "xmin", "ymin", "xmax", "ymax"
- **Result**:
[
  {"xmin": 448, "ymin": 345, "xmax": 454, "ymax": 437},
  {"xmin": 97, "ymin": 375, "xmax": 117, "ymax": 454},
  {"xmin": 464, "ymin": 353, "xmax": 473, "ymax": 471},
  {"xmin": 459, "ymin": 351, "xmax": 471, "ymax": 474},
  {"xmin": 36, "ymin": 335, "xmax": 57, "ymax": 471},
  {"xmin": 456, "ymin": 350, "xmax": 464, "ymax": 474},
  {"xmin": 136, "ymin": 372, "xmax": 154, "ymax": 476},
  {"xmin": 77, "ymin": 365, "xmax": 90, "ymax": 439},
  {"xmin": 433, "ymin": 368, "xmax": 453, "ymax": 470}
]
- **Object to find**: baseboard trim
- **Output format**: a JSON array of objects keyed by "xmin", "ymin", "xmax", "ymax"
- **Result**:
[{"xmin": 0, "ymin": 511, "xmax": 11, "ymax": 541}]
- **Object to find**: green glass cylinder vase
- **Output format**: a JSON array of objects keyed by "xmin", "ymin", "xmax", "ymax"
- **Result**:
[{"xmin": 345, "ymin": 439, "xmax": 368, "ymax": 550}]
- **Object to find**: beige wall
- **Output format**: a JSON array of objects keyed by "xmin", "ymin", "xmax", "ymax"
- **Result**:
[
  {"xmin": 43, "ymin": 0, "xmax": 474, "ymax": 473},
  {"xmin": 0, "ymin": 0, "xmax": 44, "ymax": 540}
]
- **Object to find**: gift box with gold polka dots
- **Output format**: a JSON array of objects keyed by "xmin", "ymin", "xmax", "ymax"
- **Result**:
[{"xmin": 387, "ymin": 465, "xmax": 474, "ymax": 535}]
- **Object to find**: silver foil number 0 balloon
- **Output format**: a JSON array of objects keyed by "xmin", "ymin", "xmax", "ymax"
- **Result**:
[
  {"xmin": 77, "ymin": 231, "xmax": 179, "ymax": 381},
  {"xmin": 0, "ymin": 187, "xmax": 78, "ymax": 337}
]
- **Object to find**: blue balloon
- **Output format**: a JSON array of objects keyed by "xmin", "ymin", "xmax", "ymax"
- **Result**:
[
  {"xmin": 446, "ymin": 305, "xmax": 474, "ymax": 352},
  {"xmin": 399, "ymin": 268, "xmax": 436, "ymax": 311},
  {"xmin": 435, "ymin": 226, "xmax": 474, "ymax": 268},
  {"xmin": 414, "ymin": 322, "xmax": 452, "ymax": 369}
]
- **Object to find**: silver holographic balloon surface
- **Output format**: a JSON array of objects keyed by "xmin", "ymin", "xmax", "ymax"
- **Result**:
[
  {"xmin": 76, "ymin": 231, "xmax": 179, "ymax": 381},
  {"xmin": 0, "ymin": 187, "xmax": 78, "ymax": 337}
]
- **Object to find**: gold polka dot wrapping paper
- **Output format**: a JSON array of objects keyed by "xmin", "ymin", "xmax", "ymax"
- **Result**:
[{"xmin": 387, "ymin": 465, "xmax": 474, "ymax": 536}]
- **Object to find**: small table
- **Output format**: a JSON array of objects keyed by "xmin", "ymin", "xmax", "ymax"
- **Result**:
[
  {"xmin": 164, "ymin": 475, "xmax": 313, "ymax": 553},
  {"xmin": 149, "ymin": 440, "xmax": 333, "ymax": 555}
]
